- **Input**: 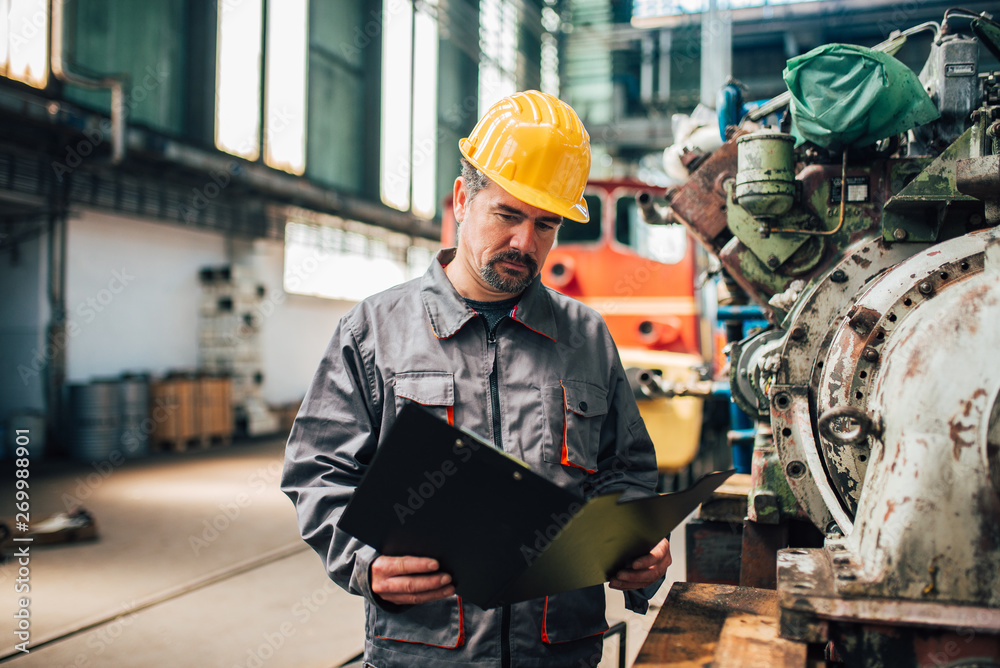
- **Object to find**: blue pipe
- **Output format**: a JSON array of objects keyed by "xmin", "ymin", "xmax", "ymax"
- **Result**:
[{"xmin": 716, "ymin": 305, "xmax": 766, "ymax": 321}]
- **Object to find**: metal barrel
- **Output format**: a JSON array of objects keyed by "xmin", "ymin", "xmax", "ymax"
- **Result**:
[
  {"xmin": 68, "ymin": 381, "xmax": 121, "ymax": 462},
  {"xmin": 119, "ymin": 375, "xmax": 151, "ymax": 458}
]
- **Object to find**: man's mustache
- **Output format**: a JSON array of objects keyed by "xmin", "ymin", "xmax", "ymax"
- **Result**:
[{"xmin": 489, "ymin": 250, "xmax": 538, "ymax": 275}]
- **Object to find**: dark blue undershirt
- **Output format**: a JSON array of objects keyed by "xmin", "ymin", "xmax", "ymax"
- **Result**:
[{"xmin": 463, "ymin": 296, "xmax": 522, "ymax": 336}]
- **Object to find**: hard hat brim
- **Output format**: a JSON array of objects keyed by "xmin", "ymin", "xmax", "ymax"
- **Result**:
[{"xmin": 460, "ymin": 138, "xmax": 590, "ymax": 223}]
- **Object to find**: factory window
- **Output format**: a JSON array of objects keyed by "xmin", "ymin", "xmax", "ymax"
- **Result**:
[
  {"xmin": 557, "ymin": 194, "xmax": 602, "ymax": 244},
  {"xmin": 633, "ymin": 0, "xmax": 820, "ymax": 21},
  {"xmin": 380, "ymin": 0, "xmax": 439, "ymax": 219},
  {"xmin": 284, "ymin": 221, "xmax": 435, "ymax": 302},
  {"xmin": 478, "ymin": 0, "xmax": 519, "ymax": 117},
  {"xmin": 540, "ymin": 3, "xmax": 560, "ymax": 97},
  {"xmin": 0, "ymin": 0, "xmax": 49, "ymax": 89},
  {"xmin": 215, "ymin": 0, "xmax": 308, "ymax": 175},
  {"xmin": 615, "ymin": 195, "xmax": 687, "ymax": 264},
  {"xmin": 263, "ymin": 0, "xmax": 308, "ymax": 175}
]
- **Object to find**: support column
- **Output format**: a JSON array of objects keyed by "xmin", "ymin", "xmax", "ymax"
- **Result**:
[{"xmin": 700, "ymin": 0, "xmax": 732, "ymax": 109}]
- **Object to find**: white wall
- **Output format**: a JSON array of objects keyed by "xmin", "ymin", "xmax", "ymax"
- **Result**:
[
  {"xmin": 0, "ymin": 231, "xmax": 50, "ymax": 417},
  {"xmin": 65, "ymin": 210, "xmax": 229, "ymax": 381},
  {"xmin": 64, "ymin": 210, "xmax": 353, "ymax": 407},
  {"xmin": 250, "ymin": 238, "xmax": 353, "ymax": 405}
]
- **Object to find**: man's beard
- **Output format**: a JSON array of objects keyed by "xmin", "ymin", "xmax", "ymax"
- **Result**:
[{"xmin": 480, "ymin": 249, "xmax": 538, "ymax": 294}]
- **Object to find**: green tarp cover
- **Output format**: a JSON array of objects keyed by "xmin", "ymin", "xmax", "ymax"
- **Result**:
[{"xmin": 783, "ymin": 43, "xmax": 939, "ymax": 150}]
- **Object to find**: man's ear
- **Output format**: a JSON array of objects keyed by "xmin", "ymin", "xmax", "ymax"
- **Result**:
[{"xmin": 453, "ymin": 177, "xmax": 468, "ymax": 224}]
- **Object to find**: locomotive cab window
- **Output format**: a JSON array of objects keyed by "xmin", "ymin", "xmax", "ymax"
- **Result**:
[{"xmin": 615, "ymin": 195, "xmax": 687, "ymax": 265}]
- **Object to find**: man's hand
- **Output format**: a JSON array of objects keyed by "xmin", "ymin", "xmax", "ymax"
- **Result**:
[
  {"xmin": 371, "ymin": 556, "xmax": 455, "ymax": 605},
  {"xmin": 608, "ymin": 538, "xmax": 671, "ymax": 591}
]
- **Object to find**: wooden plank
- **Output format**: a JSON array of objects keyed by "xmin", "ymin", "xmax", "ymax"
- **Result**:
[
  {"xmin": 697, "ymin": 473, "xmax": 751, "ymax": 522},
  {"xmin": 714, "ymin": 613, "xmax": 808, "ymax": 667},
  {"xmin": 634, "ymin": 582, "xmax": 806, "ymax": 667}
]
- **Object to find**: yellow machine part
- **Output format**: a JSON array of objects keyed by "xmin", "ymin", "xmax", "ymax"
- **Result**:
[{"xmin": 618, "ymin": 347, "xmax": 705, "ymax": 473}]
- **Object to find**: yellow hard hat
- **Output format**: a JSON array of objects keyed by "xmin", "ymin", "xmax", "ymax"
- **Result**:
[{"xmin": 459, "ymin": 90, "xmax": 591, "ymax": 223}]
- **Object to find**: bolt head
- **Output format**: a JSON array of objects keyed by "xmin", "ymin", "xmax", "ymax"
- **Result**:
[
  {"xmin": 831, "ymin": 269, "xmax": 848, "ymax": 283},
  {"xmin": 766, "ymin": 254, "xmax": 780, "ymax": 268},
  {"xmin": 790, "ymin": 326, "xmax": 806, "ymax": 340},
  {"xmin": 892, "ymin": 228, "xmax": 908, "ymax": 241},
  {"xmin": 918, "ymin": 281, "xmax": 933, "ymax": 295},
  {"xmin": 863, "ymin": 348, "xmax": 880, "ymax": 363},
  {"xmin": 786, "ymin": 460, "xmax": 806, "ymax": 478}
]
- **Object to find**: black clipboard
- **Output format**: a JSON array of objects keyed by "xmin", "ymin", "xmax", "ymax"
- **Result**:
[{"xmin": 338, "ymin": 403, "xmax": 735, "ymax": 608}]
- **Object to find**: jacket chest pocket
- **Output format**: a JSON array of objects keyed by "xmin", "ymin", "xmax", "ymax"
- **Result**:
[
  {"xmin": 393, "ymin": 372, "xmax": 455, "ymax": 426},
  {"xmin": 540, "ymin": 380, "xmax": 608, "ymax": 474}
]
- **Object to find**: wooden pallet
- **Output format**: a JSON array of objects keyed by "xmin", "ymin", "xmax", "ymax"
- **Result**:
[
  {"xmin": 150, "ymin": 436, "xmax": 203, "ymax": 453},
  {"xmin": 200, "ymin": 433, "xmax": 232, "ymax": 448}
]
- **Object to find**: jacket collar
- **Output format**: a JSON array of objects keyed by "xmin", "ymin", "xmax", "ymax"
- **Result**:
[{"xmin": 421, "ymin": 248, "xmax": 558, "ymax": 342}]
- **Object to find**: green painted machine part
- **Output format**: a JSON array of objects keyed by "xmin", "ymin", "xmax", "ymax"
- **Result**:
[
  {"xmin": 735, "ymin": 131, "xmax": 797, "ymax": 219},
  {"xmin": 882, "ymin": 124, "xmax": 983, "ymax": 242}
]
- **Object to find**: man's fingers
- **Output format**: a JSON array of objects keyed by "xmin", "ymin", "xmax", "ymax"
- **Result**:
[
  {"xmin": 377, "ymin": 583, "xmax": 456, "ymax": 606},
  {"xmin": 609, "ymin": 569, "xmax": 660, "ymax": 590},
  {"xmin": 373, "ymin": 555, "xmax": 441, "ymax": 578},
  {"xmin": 373, "ymin": 571, "xmax": 453, "ymax": 595},
  {"xmin": 370, "ymin": 555, "xmax": 457, "ymax": 605},
  {"xmin": 631, "ymin": 538, "xmax": 671, "ymax": 569},
  {"xmin": 610, "ymin": 539, "xmax": 673, "ymax": 590}
]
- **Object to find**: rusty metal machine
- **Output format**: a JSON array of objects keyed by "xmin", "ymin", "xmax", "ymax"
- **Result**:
[{"xmin": 646, "ymin": 12, "xmax": 1000, "ymax": 666}]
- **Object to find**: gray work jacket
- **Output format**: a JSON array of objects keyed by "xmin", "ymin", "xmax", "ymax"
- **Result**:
[{"xmin": 282, "ymin": 249, "xmax": 660, "ymax": 668}]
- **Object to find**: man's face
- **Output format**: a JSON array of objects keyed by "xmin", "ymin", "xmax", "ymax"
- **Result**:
[{"xmin": 452, "ymin": 180, "xmax": 563, "ymax": 297}]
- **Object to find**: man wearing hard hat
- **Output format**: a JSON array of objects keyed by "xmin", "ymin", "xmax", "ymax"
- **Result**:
[{"xmin": 283, "ymin": 91, "xmax": 670, "ymax": 667}]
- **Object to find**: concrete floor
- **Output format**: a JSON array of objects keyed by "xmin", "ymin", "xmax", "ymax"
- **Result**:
[{"xmin": 0, "ymin": 438, "xmax": 685, "ymax": 667}]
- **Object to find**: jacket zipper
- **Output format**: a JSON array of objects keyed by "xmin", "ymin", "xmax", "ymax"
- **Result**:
[
  {"xmin": 487, "ymin": 327, "xmax": 503, "ymax": 451},
  {"xmin": 486, "ymin": 322, "xmax": 511, "ymax": 668}
]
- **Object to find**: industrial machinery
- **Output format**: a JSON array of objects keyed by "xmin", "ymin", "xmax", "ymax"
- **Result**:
[{"xmin": 646, "ymin": 11, "xmax": 1000, "ymax": 665}]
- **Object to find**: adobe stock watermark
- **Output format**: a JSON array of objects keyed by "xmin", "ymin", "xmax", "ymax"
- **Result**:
[
  {"xmin": 233, "ymin": 579, "xmax": 340, "ymax": 668},
  {"xmin": 393, "ymin": 435, "xmax": 482, "ymax": 525},
  {"xmin": 877, "ymin": 0, "xmax": 935, "ymax": 37},
  {"xmin": 553, "ymin": 253, "xmax": 662, "ymax": 367},
  {"xmin": 220, "ymin": 246, "xmax": 331, "ymax": 346},
  {"xmin": 339, "ymin": 0, "xmax": 413, "ymax": 60},
  {"xmin": 670, "ymin": 12, "xmax": 734, "ymax": 76},
  {"xmin": 51, "ymin": 65, "xmax": 171, "ymax": 180},
  {"xmin": 55, "ymin": 600, "xmax": 140, "ymax": 668},
  {"xmin": 382, "ymin": 94, "xmax": 480, "ymax": 200},
  {"xmin": 59, "ymin": 396, "xmax": 180, "ymax": 512},
  {"xmin": 18, "ymin": 267, "xmax": 136, "ymax": 386},
  {"xmin": 6, "ymin": 6, "xmax": 46, "ymax": 58},
  {"xmin": 188, "ymin": 461, "xmax": 283, "ymax": 555},
  {"xmin": 179, "ymin": 106, "xmax": 298, "ymax": 224},
  {"xmin": 520, "ymin": 450, "xmax": 641, "ymax": 566},
  {"xmin": 519, "ymin": 501, "xmax": 584, "ymax": 566},
  {"xmin": 923, "ymin": 614, "xmax": 1000, "ymax": 667}
]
